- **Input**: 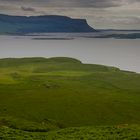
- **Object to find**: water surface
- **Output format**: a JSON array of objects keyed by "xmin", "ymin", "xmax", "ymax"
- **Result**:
[{"xmin": 0, "ymin": 36, "xmax": 140, "ymax": 73}]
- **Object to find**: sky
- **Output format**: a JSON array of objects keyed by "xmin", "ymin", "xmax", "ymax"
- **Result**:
[{"xmin": 0, "ymin": 0, "xmax": 140, "ymax": 29}]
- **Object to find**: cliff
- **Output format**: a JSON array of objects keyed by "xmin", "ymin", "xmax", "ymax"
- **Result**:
[{"xmin": 0, "ymin": 14, "xmax": 96, "ymax": 34}]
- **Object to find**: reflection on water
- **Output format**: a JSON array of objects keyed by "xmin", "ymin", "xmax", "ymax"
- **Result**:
[{"xmin": 0, "ymin": 36, "xmax": 140, "ymax": 73}]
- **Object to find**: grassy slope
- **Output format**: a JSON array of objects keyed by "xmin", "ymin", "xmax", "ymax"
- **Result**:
[
  {"xmin": 0, "ymin": 125, "xmax": 140, "ymax": 140},
  {"xmin": 0, "ymin": 57, "xmax": 140, "ymax": 139}
]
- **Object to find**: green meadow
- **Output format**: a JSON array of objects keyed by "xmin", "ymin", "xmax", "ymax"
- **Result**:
[{"xmin": 0, "ymin": 57, "xmax": 140, "ymax": 139}]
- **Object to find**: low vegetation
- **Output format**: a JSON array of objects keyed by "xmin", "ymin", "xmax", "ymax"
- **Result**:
[{"xmin": 0, "ymin": 57, "xmax": 140, "ymax": 139}]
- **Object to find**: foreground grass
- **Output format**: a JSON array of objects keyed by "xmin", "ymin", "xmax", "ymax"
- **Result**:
[
  {"xmin": 0, "ymin": 125, "xmax": 140, "ymax": 140},
  {"xmin": 0, "ymin": 57, "xmax": 140, "ymax": 139}
]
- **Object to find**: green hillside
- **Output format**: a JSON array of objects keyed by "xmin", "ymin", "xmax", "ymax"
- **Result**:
[{"xmin": 0, "ymin": 57, "xmax": 140, "ymax": 139}]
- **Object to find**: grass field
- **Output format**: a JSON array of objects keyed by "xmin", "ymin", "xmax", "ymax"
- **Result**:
[{"xmin": 0, "ymin": 57, "xmax": 140, "ymax": 139}]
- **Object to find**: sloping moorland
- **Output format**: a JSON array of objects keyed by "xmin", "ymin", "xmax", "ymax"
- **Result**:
[{"xmin": 0, "ymin": 57, "xmax": 140, "ymax": 139}]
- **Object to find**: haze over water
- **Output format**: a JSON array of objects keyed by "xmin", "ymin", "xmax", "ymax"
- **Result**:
[{"xmin": 0, "ymin": 36, "xmax": 140, "ymax": 73}]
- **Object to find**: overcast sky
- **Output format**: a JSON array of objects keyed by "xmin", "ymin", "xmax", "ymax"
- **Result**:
[{"xmin": 0, "ymin": 0, "xmax": 140, "ymax": 29}]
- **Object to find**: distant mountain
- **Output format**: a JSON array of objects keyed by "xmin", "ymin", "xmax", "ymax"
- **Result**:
[{"xmin": 0, "ymin": 14, "xmax": 96, "ymax": 34}]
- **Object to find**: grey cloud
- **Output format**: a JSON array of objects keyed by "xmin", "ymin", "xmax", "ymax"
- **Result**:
[
  {"xmin": 98, "ymin": 16, "xmax": 140, "ymax": 25},
  {"xmin": 0, "ymin": 0, "xmax": 139, "ymax": 8},
  {"xmin": 114, "ymin": 17, "xmax": 140, "ymax": 25},
  {"xmin": 21, "ymin": 6, "xmax": 35, "ymax": 11},
  {"xmin": 127, "ymin": 0, "xmax": 140, "ymax": 2},
  {"xmin": 88, "ymin": 0, "xmax": 124, "ymax": 7}
]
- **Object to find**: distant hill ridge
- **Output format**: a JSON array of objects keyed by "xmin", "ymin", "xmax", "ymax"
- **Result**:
[{"xmin": 0, "ymin": 14, "xmax": 96, "ymax": 34}]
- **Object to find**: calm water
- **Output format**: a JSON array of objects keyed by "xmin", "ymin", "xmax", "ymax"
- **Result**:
[{"xmin": 0, "ymin": 36, "xmax": 140, "ymax": 73}]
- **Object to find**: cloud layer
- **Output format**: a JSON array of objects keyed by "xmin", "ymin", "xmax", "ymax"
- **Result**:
[{"xmin": 0, "ymin": 0, "xmax": 139, "ymax": 8}]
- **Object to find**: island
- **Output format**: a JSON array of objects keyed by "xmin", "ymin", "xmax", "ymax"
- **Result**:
[{"xmin": 0, "ymin": 14, "xmax": 96, "ymax": 34}]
